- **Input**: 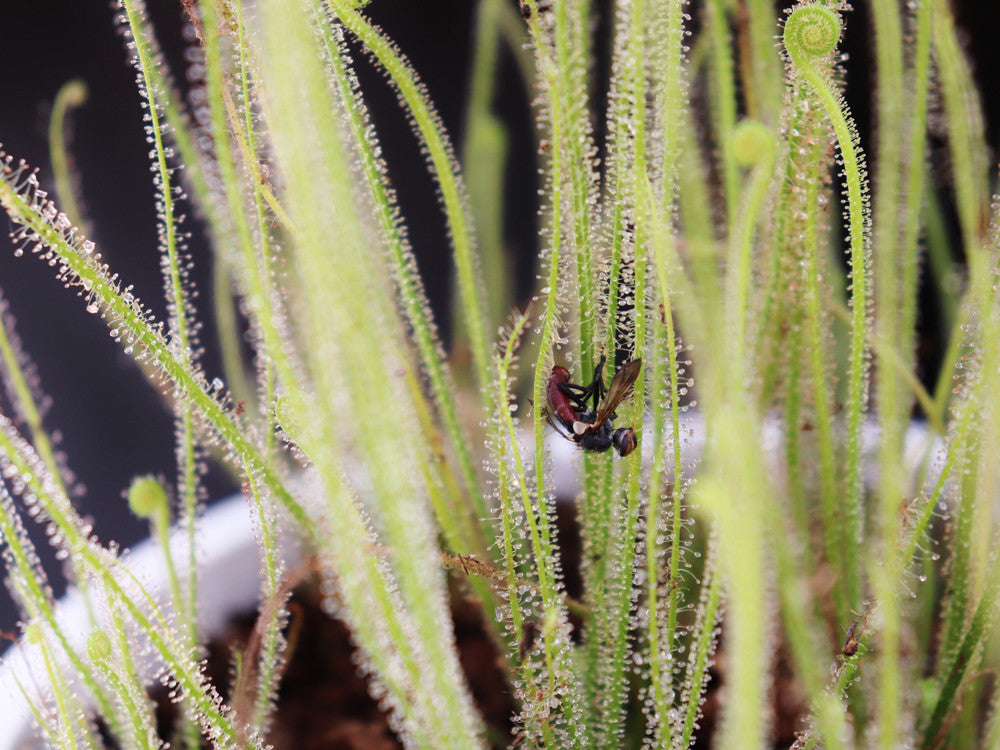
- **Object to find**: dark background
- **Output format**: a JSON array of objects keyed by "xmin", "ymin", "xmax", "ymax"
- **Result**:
[
  {"xmin": 0, "ymin": 0, "xmax": 542, "ymax": 635},
  {"xmin": 0, "ymin": 1, "xmax": 997, "ymax": 634}
]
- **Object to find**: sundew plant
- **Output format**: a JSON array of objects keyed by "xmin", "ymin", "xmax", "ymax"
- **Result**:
[{"xmin": 1, "ymin": 0, "xmax": 999, "ymax": 747}]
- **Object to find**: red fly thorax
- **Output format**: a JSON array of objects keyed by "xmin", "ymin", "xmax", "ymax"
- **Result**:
[{"xmin": 546, "ymin": 365, "xmax": 578, "ymax": 423}]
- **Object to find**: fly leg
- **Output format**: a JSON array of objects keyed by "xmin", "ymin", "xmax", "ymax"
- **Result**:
[
  {"xmin": 554, "ymin": 355, "xmax": 609, "ymax": 412},
  {"xmin": 557, "ymin": 380, "xmax": 591, "ymax": 412},
  {"xmin": 580, "ymin": 354, "xmax": 608, "ymax": 411}
]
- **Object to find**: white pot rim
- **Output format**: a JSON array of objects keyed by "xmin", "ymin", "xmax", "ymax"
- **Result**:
[
  {"xmin": 0, "ymin": 494, "xmax": 269, "ymax": 750},
  {"xmin": 0, "ymin": 415, "xmax": 944, "ymax": 749}
]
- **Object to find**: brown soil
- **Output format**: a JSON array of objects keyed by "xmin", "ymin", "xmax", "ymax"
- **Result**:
[
  {"xmin": 142, "ymin": 503, "xmax": 809, "ymax": 748},
  {"xmin": 150, "ymin": 582, "xmax": 515, "ymax": 749}
]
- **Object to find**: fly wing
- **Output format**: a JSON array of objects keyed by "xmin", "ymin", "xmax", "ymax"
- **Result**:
[
  {"xmin": 541, "ymin": 403, "xmax": 577, "ymax": 444},
  {"xmin": 587, "ymin": 359, "xmax": 641, "ymax": 431}
]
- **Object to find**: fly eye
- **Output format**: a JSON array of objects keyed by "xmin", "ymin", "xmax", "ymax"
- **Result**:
[{"xmin": 613, "ymin": 428, "xmax": 637, "ymax": 457}]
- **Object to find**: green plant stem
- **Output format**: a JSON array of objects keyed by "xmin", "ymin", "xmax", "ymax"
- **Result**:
[
  {"xmin": 744, "ymin": 0, "xmax": 783, "ymax": 122},
  {"xmin": 869, "ymin": 3, "xmax": 908, "ymax": 740},
  {"xmin": 134, "ymin": 4, "xmax": 254, "ymax": 416},
  {"xmin": 921, "ymin": 546, "xmax": 1000, "ymax": 749},
  {"xmin": 496, "ymin": 0, "xmax": 536, "ymax": 94},
  {"xmin": 644, "ymin": 305, "xmax": 684, "ymax": 746},
  {"xmin": 641, "ymin": 13, "xmax": 703, "ymax": 725},
  {"xmin": 241, "ymin": 467, "xmax": 284, "ymax": 732},
  {"xmin": 799, "ymin": 383, "xmax": 977, "ymax": 747},
  {"xmin": 0, "ymin": 171, "xmax": 314, "ymax": 539},
  {"xmin": 555, "ymin": 0, "xmax": 596, "ymax": 378},
  {"xmin": 47, "ymin": 79, "xmax": 89, "ymax": 235},
  {"xmin": 800, "ymin": 130, "xmax": 844, "ymax": 622},
  {"xmin": 0, "ymin": 303, "xmax": 72, "ymax": 501},
  {"xmin": 227, "ymin": 0, "xmax": 276, "ymax": 444},
  {"xmin": 647, "ymin": 0, "xmax": 688, "ymax": 553},
  {"xmin": 898, "ymin": 0, "xmax": 934, "ymax": 386},
  {"xmin": 589, "ymin": 0, "xmax": 650, "ymax": 736},
  {"xmin": 92, "ymin": 637, "xmax": 159, "ymax": 750},
  {"xmin": 901, "ymin": 408, "xmax": 970, "ymax": 570},
  {"xmin": 318, "ymin": 11, "xmax": 492, "ymax": 565},
  {"xmin": 493, "ymin": 307, "xmax": 533, "ymax": 648},
  {"xmin": 696, "ymin": 420, "xmax": 768, "ymax": 749},
  {"xmin": 678, "ymin": 541, "xmax": 722, "ymax": 746},
  {"xmin": 551, "ymin": 7, "xmax": 601, "ymax": 723},
  {"xmin": 316, "ymin": 11, "xmax": 502, "ymax": 670},
  {"xmin": 33, "ymin": 626, "xmax": 96, "ymax": 750},
  {"xmin": 331, "ymin": 1, "xmax": 491, "ymax": 392},
  {"xmin": 727, "ymin": 128, "xmax": 776, "ymax": 368},
  {"xmin": 932, "ymin": 0, "xmax": 988, "ymax": 262},
  {"xmin": 929, "ymin": 27, "xmax": 996, "ymax": 743},
  {"xmin": 784, "ymin": 2, "xmax": 870, "ymax": 624},
  {"xmin": 463, "ymin": 0, "xmax": 508, "ymax": 329},
  {"xmin": 196, "ymin": 0, "xmax": 301, "ymax": 469},
  {"xmin": 120, "ymin": 8, "xmax": 201, "ymax": 712},
  {"xmin": 782, "ymin": 323, "xmax": 812, "ymax": 543},
  {"xmin": 144, "ymin": 495, "xmax": 189, "ymax": 711},
  {"xmin": 772, "ymin": 523, "xmax": 849, "ymax": 749},
  {"xmin": 0, "ymin": 426, "xmax": 251, "ymax": 747},
  {"xmin": 521, "ymin": 3, "xmax": 589, "ymax": 739},
  {"xmin": 256, "ymin": 2, "xmax": 486, "ymax": 743},
  {"xmin": 0, "ymin": 480, "xmax": 119, "ymax": 736},
  {"xmin": 827, "ymin": 301, "xmax": 944, "ymax": 436},
  {"xmin": 674, "ymin": 86, "xmax": 719, "ymax": 253},
  {"xmin": 704, "ymin": 0, "xmax": 739, "ymax": 225}
]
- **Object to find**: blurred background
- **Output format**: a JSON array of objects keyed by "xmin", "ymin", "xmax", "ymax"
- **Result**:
[
  {"xmin": 0, "ymin": 0, "xmax": 997, "ymax": 634},
  {"xmin": 0, "ymin": 0, "xmax": 538, "ymax": 634}
]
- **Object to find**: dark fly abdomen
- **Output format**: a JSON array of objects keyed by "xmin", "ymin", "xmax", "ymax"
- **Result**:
[{"xmin": 573, "ymin": 412, "xmax": 614, "ymax": 453}]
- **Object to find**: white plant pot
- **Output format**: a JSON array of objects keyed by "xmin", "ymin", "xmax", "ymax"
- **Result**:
[
  {"xmin": 0, "ymin": 416, "xmax": 943, "ymax": 749},
  {"xmin": 0, "ymin": 495, "xmax": 289, "ymax": 750}
]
